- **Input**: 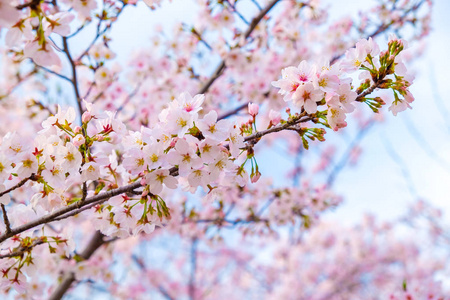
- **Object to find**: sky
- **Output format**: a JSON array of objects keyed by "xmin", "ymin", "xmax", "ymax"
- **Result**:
[{"xmin": 325, "ymin": 0, "xmax": 450, "ymax": 223}]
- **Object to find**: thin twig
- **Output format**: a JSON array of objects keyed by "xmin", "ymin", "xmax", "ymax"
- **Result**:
[
  {"xmin": 132, "ymin": 255, "xmax": 175, "ymax": 300},
  {"xmin": 225, "ymin": 0, "xmax": 249, "ymax": 25},
  {"xmin": 250, "ymin": 0, "xmax": 262, "ymax": 10},
  {"xmin": 0, "ymin": 238, "xmax": 45, "ymax": 259},
  {"xmin": 75, "ymin": 4, "xmax": 126, "ymax": 62},
  {"xmin": 117, "ymin": 81, "xmax": 144, "ymax": 113},
  {"xmin": 34, "ymin": 63, "xmax": 72, "ymax": 83},
  {"xmin": 330, "ymin": 0, "xmax": 426, "ymax": 65},
  {"xmin": 217, "ymin": 102, "xmax": 248, "ymax": 120},
  {"xmin": 0, "ymin": 181, "xmax": 143, "ymax": 244},
  {"xmin": 62, "ymin": 36, "xmax": 83, "ymax": 122},
  {"xmin": 1, "ymin": 204, "xmax": 11, "ymax": 234},
  {"xmin": 0, "ymin": 175, "xmax": 36, "ymax": 198}
]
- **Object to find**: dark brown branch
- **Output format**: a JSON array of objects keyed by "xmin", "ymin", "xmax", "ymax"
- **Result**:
[
  {"xmin": 225, "ymin": 0, "xmax": 249, "ymax": 25},
  {"xmin": 0, "ymin": 175, "xmax": 36, "ymax": 198},
  {"xmin": 1, "ymin": 204, "xmax": 11, "ymax": 234},
  {"xmin": 75, "ymin": 25, "xmax": 107, "ymax": 62},
  {"xmin": 0, "ymin": 238, "xmax": 45, "ymax": 259},
  {"xmin": 33, "ymin": 99, "xmax": 55, "ymax": 116},
  {"xmin": 0, "ymin": 181, "xmax": 143, "ymax": 245},
  {"xmin": 15, "ymin": 0, "xmax": 41, "ymax": 10}
]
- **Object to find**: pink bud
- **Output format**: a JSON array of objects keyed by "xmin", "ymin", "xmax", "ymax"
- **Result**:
[
  {"xmin": 269, "ymin": 110, "xmax": 281, "ymax": 125},
  {"xmin": 96, "ymin": 135, "xmax": 104, "ymax": 141},
  {"xmin": 74, "ymin": 126, "xmax": 82, "ymax": 134},
  {"xmin": 82, "ymin": 111, "xmax": 92, "ymax": 123},
  {"xmin": 405, "ymin": 91, "xmax": 414, "ymax": 104},
  {"xmin": 170, "ymin": 137, "xmax": 178, "ymax": 148},
  {"xmin": 248, "ymin": 102, "xmax": 259, "ymax": 117},
  {"xmin": 251, "ymin": 171, "xmax": 261, "ymax": 183}
]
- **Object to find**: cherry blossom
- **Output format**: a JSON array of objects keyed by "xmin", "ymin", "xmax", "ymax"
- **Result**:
[{"xmin": 0, "ymin": 0, "xmax": 438, "ymax": 298}]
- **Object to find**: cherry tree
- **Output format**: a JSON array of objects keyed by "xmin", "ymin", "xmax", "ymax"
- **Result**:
[{"xmin": 0, "ymin": 0, "xmax": 447, "ymax": 299}]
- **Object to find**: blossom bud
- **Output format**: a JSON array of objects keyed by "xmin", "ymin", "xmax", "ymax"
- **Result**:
[
  {"xmin": 269, "ymin": 110, "xmax": 281, "ymax": 125},
  {"xmin": 170, "ymin": 137, "xmax": 178, "ymax": 148},
  {"xmin": 251, "ymin": 170, "xmax": 261, "ymax": 183},
  {"xmin": 248, "ymin": 102, "xmax": 259, "ymax": 117},
  {"xmin": 74, "ymin": 126, "xmax": 82, "ymax": 134},
  {"xmin": 404, "ymin": 91, "xmax": 414, "ymax": 104},
  {"xmin": 96, "ymin": 135, "xmax": 104, "ymax": 142},
  {"xmin": 82, "ymin": 111, "xmax": 92, "ymax": 123},
  {"xmin": 73, "ymin": 134, "xmax": 85, "ymax": 147}
]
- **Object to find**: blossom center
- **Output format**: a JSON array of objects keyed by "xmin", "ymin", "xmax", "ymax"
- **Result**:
[{"xmin": 177, "ymin": 118, "xmax": 187, "ymax": 128}]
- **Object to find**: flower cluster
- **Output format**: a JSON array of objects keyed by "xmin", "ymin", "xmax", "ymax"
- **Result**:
[{"xmin": 272, "ymin": 37, "xmax": 414, "ymax": 131}]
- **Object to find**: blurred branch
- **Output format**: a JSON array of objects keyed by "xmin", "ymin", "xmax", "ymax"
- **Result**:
[
  {"xmin": 381, "ymin": 134, "xmax": 418, "ymax": 198},
  {"xmin": 188, "ymin": 238, "xmax": 198, "ymax": 300},
  {"xmin": 49, "ymin": 231, "xmax": 106, "ymax": 300},
  {"xmin": 62, "ymin": 37, "xmax": 83, "ymax": 121},
  {"xmin": 429, "ymin": 64, "xmax": 450, "ymax": 134},
  {"xmin": 218, "ymin": 102, "xmax": 248, "ymax": 120},
  {"xmin": 326, "ymin": 120, "xmax": 374, "ymax": 187},
  {"xmin": 197, "ymin": 0, "xmax": 280, "ymax": 95},
  {"xmin": 132, "ymin": 254, "xmax": 175, "ymax": 300},
  {"xmin": 402, "ymin": 114, "xmax": 450, "ymax": 172},
  {"xmin": 34, "ymin": 63, "xmax": 72, "ymax": 83}
]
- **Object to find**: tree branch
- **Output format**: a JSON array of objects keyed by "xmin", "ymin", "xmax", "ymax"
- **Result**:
[
  {"xmin": 0, "ymin": 175, "xmax": 36, "ymax": 198},
  {"xmin": 1, "ymin": 204, "xmax": 12, "ymax": 234},
  {"xmin": 34, "ymin": 63, "xmax": 72, "ymax": 84},
  {"xmin": 49, "ymin": 231, "xmax": 105, "ymax": 300},
  {"xmin": 15, "ymin": 0, "xmax": 41, "ymax": 10},
  {"xmin": 0, "ymin": 238, "xmax": 45, "ymax": 259},
  {"xmin": 197, "ymin": 0, "xmax": 280, "ymax": 95},
  {"xmin": 0, "ymin": 181, "xmax": 143, "ymax": 244},
  {"xmin": 0, "ymin": 77, "xmax": 383, "ymax": 245},
  {"xmin": 218, "ymin": 102, "xmax": 249, "ymax": 120}
]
